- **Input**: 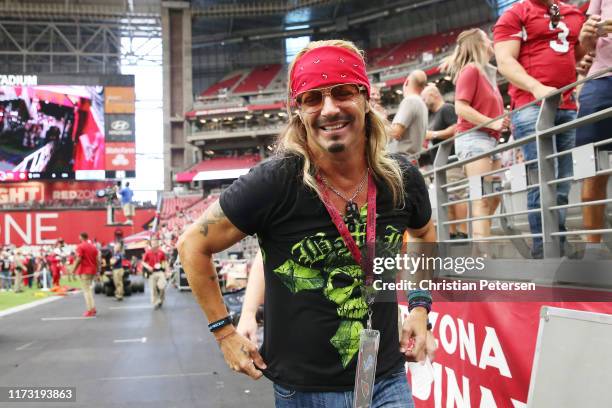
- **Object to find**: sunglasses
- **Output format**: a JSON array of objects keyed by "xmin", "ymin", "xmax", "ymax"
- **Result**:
[
  {"xmin": 295, "ymin": 83, "xmax": 366, "ymax": 113},
  {"xmin": 548, "ymin": 3, "xmax": 561, "ymax": 29}
]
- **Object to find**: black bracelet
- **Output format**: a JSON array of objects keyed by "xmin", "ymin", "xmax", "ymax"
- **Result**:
[{"xmin": 208, "ymin": 316, "xmax": 233, "ymax": 332}]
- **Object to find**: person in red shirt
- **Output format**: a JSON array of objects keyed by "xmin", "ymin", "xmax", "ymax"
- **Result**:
[
  {"xmin": 142, "ymin": 239, "xmax": 168, "ymax": 309},
  {"xmin": 442, "ymin": 28, "xmax": 507, "ymax": 239},
  {"xmin": 47, "ymin": 251, "xmax": 61, "ymax": 287},
  {"xmin": 494, "ymin": 0, "xmax": 587, "ymax": 258},
  {"xmin": 72, "ymin": 232, "xmax": 100, "ymax": 317}
]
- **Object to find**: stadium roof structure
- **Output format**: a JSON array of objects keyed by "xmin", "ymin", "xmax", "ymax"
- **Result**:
[
  {"xmin": 175, "ymin": 154, "xmax": 261, "ymax": 183},
  {"xmin": 191, "ymin": 0, "xmax": 458, "ymax": 48}
]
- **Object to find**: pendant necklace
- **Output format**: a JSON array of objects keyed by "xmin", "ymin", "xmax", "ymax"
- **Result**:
[{"xmin": 319, "ymin": 169, "xmax": 369, "ymax": 226}]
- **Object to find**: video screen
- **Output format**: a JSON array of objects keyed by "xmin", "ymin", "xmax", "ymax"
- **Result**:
[{"xmin": 0, "ymin": 85, "xmax": 123, "ymax": 182}]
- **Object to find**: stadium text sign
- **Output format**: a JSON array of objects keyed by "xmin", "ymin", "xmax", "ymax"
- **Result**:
[
  {"xmin": 0, "ymin": 185, "xmax": 44, "ymax": 204},
  {"xmin": 1, "ymin": 213, "xmax": 59, "ymax": 245},
  {"xmin": 0, "ymin": 74, "xmax": 37, "ymax": 86},
  {"xmin": 0, "ymin": 209, "xmax": 157, "ymax": 245},
  {"xmin": 407, "ymin": 301, "xmax": 612, "ymax": 408}
]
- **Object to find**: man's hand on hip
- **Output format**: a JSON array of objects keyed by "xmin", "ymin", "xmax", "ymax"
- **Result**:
[{"xmin": 217, "ymin": 327, "xmax": 267, "ymax": 380}]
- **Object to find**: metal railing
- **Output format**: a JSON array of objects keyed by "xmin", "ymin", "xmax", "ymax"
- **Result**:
[{"xmin": 412, "ymin": 67, "xmax": 612, "ymax": 258}]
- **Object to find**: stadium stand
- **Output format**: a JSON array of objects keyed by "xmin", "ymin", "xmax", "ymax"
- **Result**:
[
  {"xmin": 175, "ymin": 154, "xmax": 261, "ymax": 183},
  {"xmin": 372, "ymin": 30, "xmax": 459, "ymax": 68},
  {"xmin": 159, "ymin": 194, "xmax": 202, "ymax": 220},
  {"xmin": 233, "ymin": 64, "xmax": 282, "ymax": 94},
  {"xmin": 199, "ymin": 72, "xmax": 247, "ymax": 97}
]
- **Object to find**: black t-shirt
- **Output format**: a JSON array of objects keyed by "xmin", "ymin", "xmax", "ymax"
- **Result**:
[
  {"xmin": 220, "ymin": 154, "xmax": 431, "ymax": 391},
  {"xmin": 420, "ymin": 103, "xmax": 457, "ymax": 166}
]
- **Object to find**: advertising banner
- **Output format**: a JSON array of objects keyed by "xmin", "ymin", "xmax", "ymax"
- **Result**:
[
  {"xmin": 104, "ymin": 86, "xmax": 135, "ymax": 114},
  {"xmin": 408, "ymin": 301, "xmax": 612, "ymax": 408},
  {"xmin": 0, "ymin": 182, "xmax": 111, "ymax": 204},
  {"xmin": 105, "ymin": 142, "xmax": 136, "ymax": 171},
  {"xmin": 105, "ymin": 114, "xmax": 135, "ymax": 142},
  {"xmin": 0, "ymin": 208, "xmax": 156, "ymax": 246}
]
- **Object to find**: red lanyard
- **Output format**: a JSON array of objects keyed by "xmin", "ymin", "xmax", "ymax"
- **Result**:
[{"xmin": 316, "ymin": 172, "xmax": 377, "ymax": 285}]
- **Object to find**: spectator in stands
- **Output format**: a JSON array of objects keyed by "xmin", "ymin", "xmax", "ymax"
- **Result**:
[
  {"xmin": 119, "ymin": 182, "xmax": 135, "ymax": 225},
  {"xmin": 179, "ymin": 39, "xmax": 434, "ymax": 407},
  {"xmin": 142, "ymin": 239, "xmax": 167, "ymax": 309},
  {"xmin": 13, "ymin": 249, "xmax": 25, "ymax": 293},
  {"xmin": 1, "ymin": 249, "xmax": 11, "ymax": 291},
  {"xmin": 72, "ymin": 232, "xmax": 99, "ymax": 317},
  {"xmin": 576, "ymin": 1, "xmax": 612, "ymax": 250},
  {"xmin": 494, "ymin": 0, "xmax": 587, "ymax": 257},
  {"xmin": 390, "ymin": 70, "xmax": 428, "ymax": 156},
  {"xmin": 369, "ymin": 84, "xmax": 388, "ymax": 119},
  {"xmin": 421, "ymin": 84, "xmax": 468, "ymax": 239},
  {"xmin": 442, "ymin": 28, "xmax": 506, "ymax": 240}
]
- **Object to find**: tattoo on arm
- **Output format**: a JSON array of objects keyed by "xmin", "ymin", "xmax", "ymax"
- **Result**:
[{"xmin": 198, "ymin": 202, "xmax": 226, "ymax": 237}]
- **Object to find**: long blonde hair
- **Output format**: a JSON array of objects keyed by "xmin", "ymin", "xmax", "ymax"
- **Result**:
[
  {"xmin": 276, "ymin": 39, "xmax": 405, "ymax": 207},
  {"xmin": 441, "ymin": 28, "xmax": 490, "ymax": 83}
]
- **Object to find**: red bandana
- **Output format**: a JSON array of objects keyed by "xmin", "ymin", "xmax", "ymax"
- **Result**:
[{"xmin": 289, "ymin": 46, "xmax": 371, "ymax": 100}]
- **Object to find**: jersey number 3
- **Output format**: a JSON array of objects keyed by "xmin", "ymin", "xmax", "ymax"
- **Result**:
[{"xmin": 549, "ymin": 21, "xmax": 570, "ymax": 53}]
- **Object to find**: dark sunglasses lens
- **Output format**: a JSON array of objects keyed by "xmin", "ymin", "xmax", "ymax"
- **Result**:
[
  {"xmin": 331, "ymin": 85, "xmax": 359, "ymax": 100},
  {"xmin": 299, "ymin": 91, "xmax": 323, "ymax": 107}
]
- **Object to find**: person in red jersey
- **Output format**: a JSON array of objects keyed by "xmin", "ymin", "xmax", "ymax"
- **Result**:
[
  {"xmin": 47, "ymin": 251, "xmax": 61, "ymax": 288},
  {"xmin": 142, "ymin": 239, "xmax": 168, "ymax": 309},
  {"xmin": 494, "ymin": 0, "xmax": 587, "ymax": 258},
  {"xmin": 72, "ymin": 232, "xmax": 100, "ymax": 317}
]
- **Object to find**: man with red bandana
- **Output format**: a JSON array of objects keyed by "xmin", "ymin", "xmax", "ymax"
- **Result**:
[
  {"xmin": 494, "ymin": 0, "xmax": 587, "ymax": 258},
  {"xmin": 178, "ymin": 40, "xmax": 436, "ymax": 407}
]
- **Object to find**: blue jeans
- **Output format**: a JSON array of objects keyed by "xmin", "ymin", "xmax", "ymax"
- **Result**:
[
  {"xmin": 273, "ymin": 370, "xmax": 414, "ymax": 408},
  {"xmin": 511, "ymin": 105, "xmax": 576, "ymax": 258},
  {"xmin": 1, "ymin": 270, "xmax": 11, "ymax": 290}
]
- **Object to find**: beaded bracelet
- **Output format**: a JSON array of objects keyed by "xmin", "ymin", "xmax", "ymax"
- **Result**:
[
  {"xmin": 215, "ymin": 329, "xmax": 237, "ymax": 343},
  {"xmin": 408, "ymin": 299, "xmax": 432, "ymax": 313}
]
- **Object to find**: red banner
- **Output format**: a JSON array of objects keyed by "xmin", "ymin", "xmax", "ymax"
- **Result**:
[
  {"xmin": 0, "ymin": 182, "xmax": 111, "ymax": 204},
  {"xmin": 0, "ymin": 208, "xmax": 155, "ymax": 246},
  {"xmin": 405, "ymin": 301, "xmax": 612, "ymax": 407}
]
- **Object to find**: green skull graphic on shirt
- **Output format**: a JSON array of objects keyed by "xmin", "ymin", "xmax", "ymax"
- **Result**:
[{"xmin": 272, "ymin": 205, "xmax": 402, "ymax": 368}]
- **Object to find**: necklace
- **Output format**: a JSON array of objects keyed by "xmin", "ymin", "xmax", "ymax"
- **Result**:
[{"xmin": 319, "ymin": 169, "xmax": 369, "ymax": 225}]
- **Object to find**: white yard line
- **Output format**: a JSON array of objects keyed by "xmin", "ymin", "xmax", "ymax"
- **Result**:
[
  {"xmin": 99, "ymin": 372, "xmax": 214, "ymax": 381},
  {"xmin": 0, "ymin": 296, "xmax": 63, "ymax": 318},
  {"xmin": 15, "ymin": 341, "xmax": 36, "ymax": 351},
  {"xmin": 108, "ymin": 305, "xmax": 151, "ymax": 310},
  {"xmin": 114, "ymin": 337, "xmax": 147, "ymax": 344},
  {"xmin": 40, "ymin": 316, "xmax": 95, "ymax": 321}
]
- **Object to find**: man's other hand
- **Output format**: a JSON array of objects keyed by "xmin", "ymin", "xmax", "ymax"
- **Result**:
[
  {"xmin": 217, "ymin": 328, "xmax": 267, "ymax": 380},
  {"xmin": 236, "ymin": 313, "xmax": 259, "ymax": 345}
]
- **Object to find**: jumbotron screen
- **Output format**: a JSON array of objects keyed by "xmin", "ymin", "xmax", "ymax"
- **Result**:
[{"xmin": 0, "ymin": 74, "xmax": 135, "ymax": 183}]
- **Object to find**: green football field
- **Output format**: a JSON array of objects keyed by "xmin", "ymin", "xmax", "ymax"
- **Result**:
[{"xmin": 0, "ymin": 277, "xmax": 82, "ymax": 312}]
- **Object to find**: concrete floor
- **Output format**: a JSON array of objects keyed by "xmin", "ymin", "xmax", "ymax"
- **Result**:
[{"xmin": 0, "ymin": 285, "xmax": 274, "ymax": 408}]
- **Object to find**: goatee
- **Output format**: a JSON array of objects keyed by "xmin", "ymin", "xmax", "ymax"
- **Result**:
[{"xmin": 328, "ymin": 143, "xmax": 345, "ymax": 153}]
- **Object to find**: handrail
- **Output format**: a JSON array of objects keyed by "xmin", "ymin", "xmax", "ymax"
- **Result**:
[
  {"xmin": 409, "ymin": 66, "xmax": 612, "ymax": 164},
  {"xmin": 427, "ymin": 66, "xmax": 612, "ymax": 256}
]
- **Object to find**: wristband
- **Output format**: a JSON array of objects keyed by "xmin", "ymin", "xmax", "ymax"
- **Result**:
[
  {"xmin": 409, "ymin": 299, "xmax": 432, "ymax": 313},
  {"xmin": 208, "ymin": 316, "xmax": 233, "ymax": 332}
]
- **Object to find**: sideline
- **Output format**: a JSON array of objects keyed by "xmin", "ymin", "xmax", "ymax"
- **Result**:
[{"xmin": 0, "ymin": 295, "xmax": 63, "ymax": 318}]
